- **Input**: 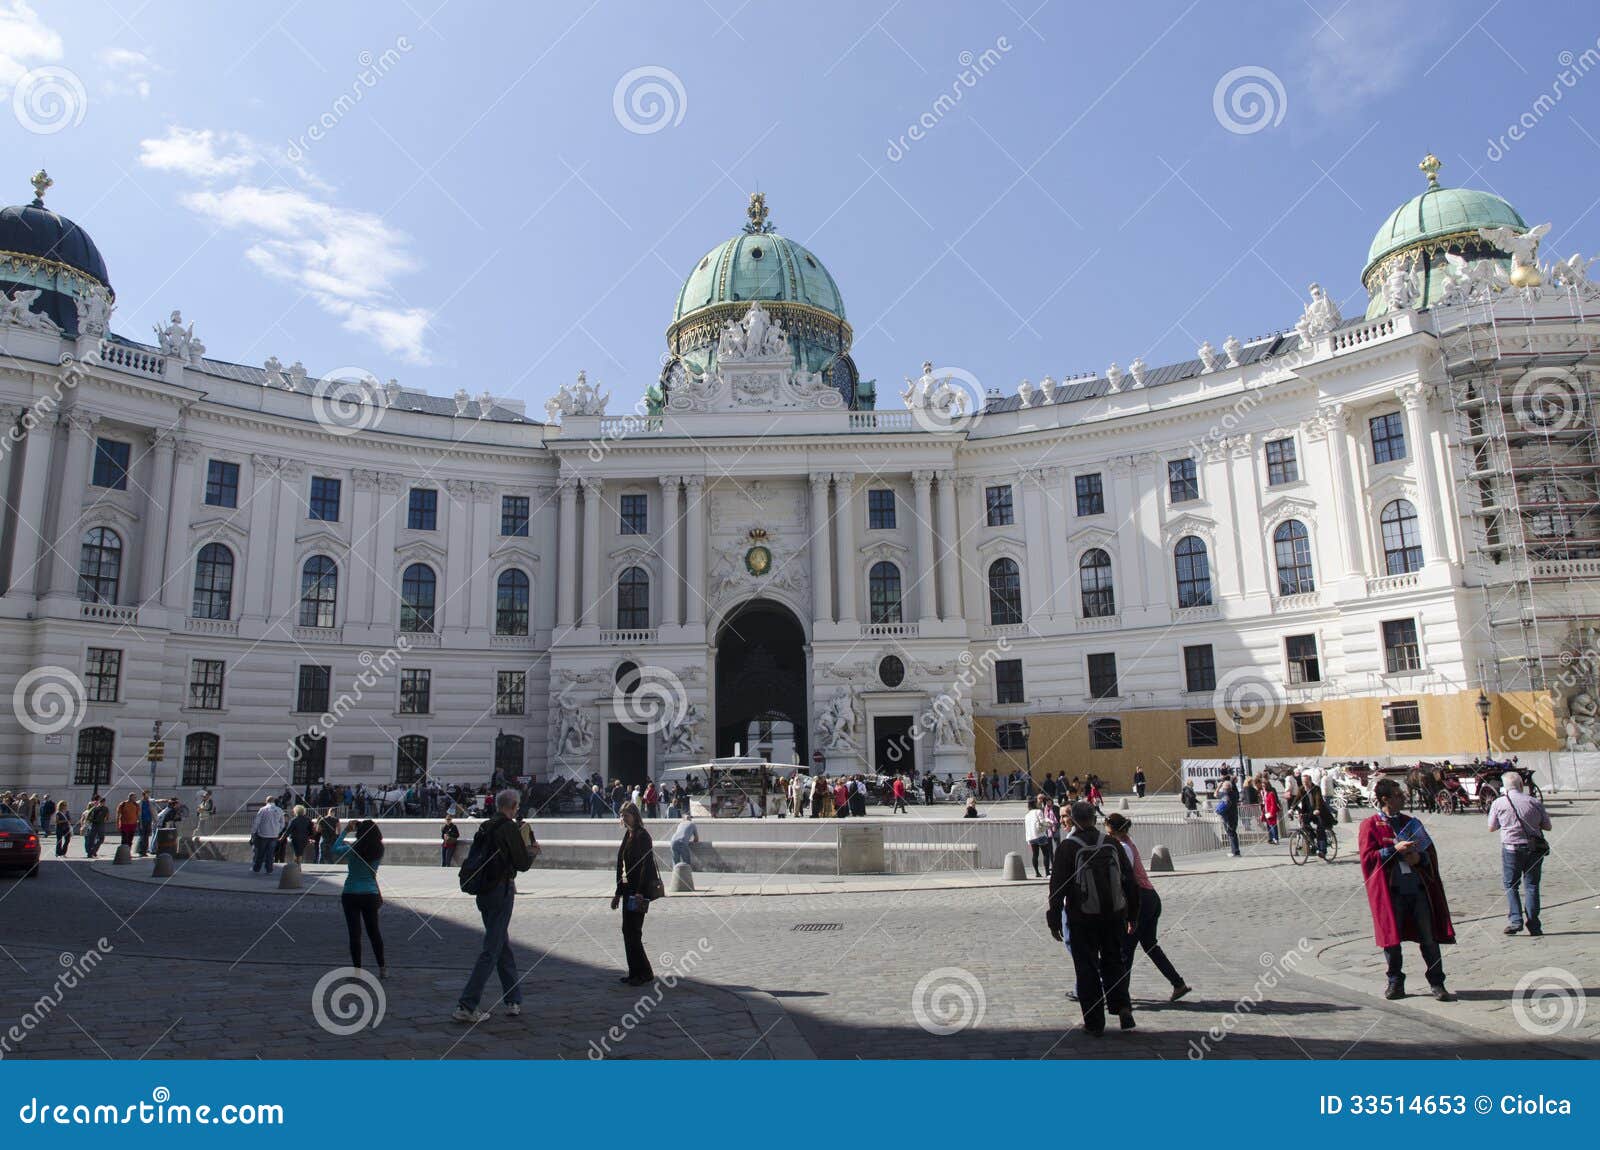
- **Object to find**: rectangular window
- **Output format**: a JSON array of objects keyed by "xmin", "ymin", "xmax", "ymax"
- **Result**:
[
  {"xmin": 1186, "ymin": 718, "xmax": 1219, "ymax": 747},
  {"xmin": 1168, "ymin": 458, "xmax": 1199, "ymax": 503},
  {"xmin": 74, "ymin": 729, "xmax": 114, "ymax": 786},
  {"xmin": 1089, "ymin": 718, "xmax": 1123, "ymax": 750},
  {"xmin": 1382, "ymin": 619, "xmax": 1421, "ymax": 673},
  {"xmin": 205, "ymin": 459, "xmax": 240, "ymax": 508},
  {"xmin": 309, "ymin": 476, "xmax": 342, "ymax": 522},
  {"xmin": 296, "ymin": 665, "xmax": 332, "ymax": 714},
  {"xmin": 995, "ymin": 658, "xmax": 1025, "ymax": 704},
  {"xmin": 181, "ymin": 734, "xmax": 220, "ymax": 787},
  {"xmin": 996, "ymin": 721, "xmax": 1028, "ymax": 751},
  {"xmin": 619, "ymin": 493, "xmax": 648, "ymax": 535},
  {"xmin": 189, "ymin": 659, "xmax": 225, "ymax": 710},
  {"xmin": 985, "ymin": 484, "xmax": 1014, "ymax": 526},
  {"xmin": 407, "ymin": 487, "xmax": 438, "ymax": 531},
  {"xmin": 867, "ymin": 488, "xmax": 896, "ymax": 530},
  {"xmin": 1075, "ymin": 473, "xmax": 1104, "ymax": 516},
  {"xmin": 496, "ymin": 670, "xmax": 527, "ymax": 716},
  {"xmin": 501, "ymin": 495, "xmax": 530, "ymax": 537},
  {"xmin": 1383, "ymin": 701, "xmax": 1423, "ymax": 741},
  {"xmin": 1087, "ymin": 652, "xmax": 1119, "ymax": 699},
  {"xmin": 1285, "ymin": 634, "xmax": 1321, "ymax": 684},
  {"xmin": 1265, "ymin": 437, "xmax": 1299, "ymax": 485},
  {"xmin": 84, "ymin": 647, "xmax": 121, "ymax": 702},
  {"xmin": 291, "ymin": 734, "xmax": 327, "ymax": 787},
  {"xmin": 91, "ymin": 438, "xmax": 131, "ymax": 490},
  {"xmin": 1370, "ymin": 412, "xmax": 1407, "ymax": 464},
  {"xmin": 399, "ymin": 668, "xmax": 432, "ymax": 714},
  {"xmin": 1183, "ymin": 644, "xmax": 1216, "ymax": 693},
  {"xmin": 1291, "ymin": 712, "xmax": 1326, "ymax": 744}
]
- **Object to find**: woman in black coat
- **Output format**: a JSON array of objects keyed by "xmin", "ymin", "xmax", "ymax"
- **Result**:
[{"xmin": 611, "ymin": 801, "xmax": 659, "ymax": 986}]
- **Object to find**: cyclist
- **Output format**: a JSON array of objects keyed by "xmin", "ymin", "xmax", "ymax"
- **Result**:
[{"xmin": 1298, "ymin": 780, "xmax": 1334, "ymax": 859}]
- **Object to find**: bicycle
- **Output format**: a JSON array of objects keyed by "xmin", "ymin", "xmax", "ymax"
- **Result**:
[{"xmin": 1288, "ymin": 820, "xmax": 1339, "ymax": 866}]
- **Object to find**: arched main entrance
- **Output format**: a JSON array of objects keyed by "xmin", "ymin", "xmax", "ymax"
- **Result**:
[{"xmin": 714, "ymin": 598, "xmax": 808, "ymax": 764}]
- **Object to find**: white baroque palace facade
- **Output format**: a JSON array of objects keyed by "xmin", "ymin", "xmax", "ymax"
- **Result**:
[{"xmin": 3, "ymin": 166, "xmax": 1599, "ymax": 807}]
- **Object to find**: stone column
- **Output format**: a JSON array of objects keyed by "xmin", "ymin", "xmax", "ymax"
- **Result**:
[
  {"xmin": 470, "ymin": 482, "xmax": 496, "ymax": 632},
  {"xmin": 1019, "ymin": 469, "xmax": 1053, "ymax": 615},
  {"xmin": 1399, "ymin": 384, "xmax": 1446, "ymax": 566},
  {"xmin": 161, "ymin": 441, "xmax": 202, "ymax": 612},
  {"xmin": 912, "ymin": 470, "xmax": 937, "ymax": 623},
  {"xmin": 579, "ymin": 477, "xmax": 603, "ymax": 627},
  {"xmin": 658, "ymin": 475, "xmax": 681, "ymax": 628},
  {"xmin": 1108, "ymin": 455, "xmax": 1142, "ymax": 612},
  {"xmin": 444, "ymin": 479, "xmax": 474, "ymax": 632},
  {"xmin": 833, "ymin": 471, "xmax": 857, "ymax": 623},
  {"xmin": 684, "ymin": 475, "xmax": 706, "ymax": 626},
  {"xmin": 955, "ymin": 476, "xmax": 983, "ymax": 620},
  {"xmin": 47, "ymin": 409, "xmax": 97, "ymax": 598},
  {"xmin": 934, "ymin": 470, "xmax": 960, "ymax": 621},
  {"xmin": 138, "ymin": 431, "xmax": 177, "ymax": 605},
  {"xmin": 371, "ymin": 474, "xmax": 402, "ymax": 629},
  {"xmin": 555, "ymin": 478, "xmax": 578, "ymax": 628},
  {"xmin": 3, "ymin": 410, "xmax": 57, "ymax": 598},
  {"xmin": 1132, "ymin": 454, "xmax": 1166, "ymax": 608},
  {"xmin": 809, "ymin": 473, "xmax": 834, "ymax": 625},
  {"xmin": 350, "ymin": 470, "xmax": 380, "ymax": 625},
  {"xmin": 266, "ymin": 460, "xmax": 305, "ymax": 622}
]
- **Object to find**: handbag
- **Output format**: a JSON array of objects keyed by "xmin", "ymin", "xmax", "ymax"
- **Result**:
[{"xmin": 1507, "ymin": 794, "xmax": 1551, "ymax": 857}]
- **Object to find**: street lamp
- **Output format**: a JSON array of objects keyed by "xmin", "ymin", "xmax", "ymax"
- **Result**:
[
  {"xmin": 1019, "ymin": 717, "xmax": 1033, "ymax": 798},
  {"xmin": 1231, "ymin": 707, "xmax": 1247, "ymax": 791},
  {"xmin": 1475, "ymin": 690, "xmax": 1493, "ymax": 760}
]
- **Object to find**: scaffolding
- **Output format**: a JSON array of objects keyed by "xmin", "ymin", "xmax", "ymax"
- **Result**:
[{"xmin": 1436, "ymin": 291, "xmax": 1600, "ymax": 693}]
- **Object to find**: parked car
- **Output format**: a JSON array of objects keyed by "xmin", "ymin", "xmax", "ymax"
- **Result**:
[{"xmin": 0, "ymin": 816, "xmax": 41, "ymax": 878}]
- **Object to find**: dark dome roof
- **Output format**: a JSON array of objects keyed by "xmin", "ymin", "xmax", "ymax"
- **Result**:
[{"xmin": 0, "ymin": 199, "xmax": 111, "ymax": 289}]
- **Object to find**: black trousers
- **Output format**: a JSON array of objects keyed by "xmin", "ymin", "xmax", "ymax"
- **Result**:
[
  {"xmin": 1068, "ymin": 916, "xmax": 1131, "ymax": 1031},
  {"xmin": 1383, "ymin": 884, "xmax": 1444, "ymax": 987},
  {"xmin": 341, "ymin": 892, "xmax": 385, "ymax": 969},
  {"xmin": 621, "ymin": 908, "xmax": 653, "ymax": 980},
  {"xmin": 1120, "ymin": 888, "xmax": 1184, "ymax": 988},
  {"xmin": 1030, "ymin": 840, "xmax": 1052, "ymax": 875}
]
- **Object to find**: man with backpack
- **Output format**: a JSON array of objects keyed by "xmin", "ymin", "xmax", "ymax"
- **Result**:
[
  {"xmin": 454, "ymin": 789, "xmax": 536, "ymax": 1023},
  {"xmin": 1046, "ymin": 801, "xmax": 1140, "ymax": 1035}
]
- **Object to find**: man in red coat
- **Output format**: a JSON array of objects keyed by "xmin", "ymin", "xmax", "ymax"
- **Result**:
[{"xmin": 1358, "ymin": 778, "xmax": 1456, "ymax": 1001}]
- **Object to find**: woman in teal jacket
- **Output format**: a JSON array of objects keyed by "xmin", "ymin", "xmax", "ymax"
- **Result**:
[{"xmin": 328, "ymin": 819, "xmax": 386, "ymax": 977}]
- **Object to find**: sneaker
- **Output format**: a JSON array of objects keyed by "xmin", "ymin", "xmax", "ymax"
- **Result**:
[
  {"xmin": 1504, "ymin": 925, "xmax": 1522, "ymax": 935},
  {"xmin": 506, "ymin": 1003, "xmax": 522, "ymax": 1017},
  {"xmin": 452, "ymin": 1006, "xmax": 490, "ymax": 1024},
  {"xmin": 1528, "ymin": 925, "xmax": 1543, "ymax": 937},
  {"xmin": 1384, "ymin": 979, "xmax": 1405, "ymax": 1000},
  {"xmin": 1118, "ymin": 1009, "xmax": 1137, "ymax": 1031},
  {"xmin": 1430, "ymin": 985, "xmax": 1456, "ymax": 1003},
  {"xmin": 1170, "ymin": 983, "xmax": 1192, "ymax": 1003}
]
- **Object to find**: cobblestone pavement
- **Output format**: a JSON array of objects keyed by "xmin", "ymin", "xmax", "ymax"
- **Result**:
[{"xmin": 1, "ymin": 798, "xmax": 1593, "ymax": 1060}]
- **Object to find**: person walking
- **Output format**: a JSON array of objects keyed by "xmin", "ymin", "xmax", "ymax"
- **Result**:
[
  {"xmin": 1133, "ymin": 768, "xmax": 1147, "ymax": 799},
  {"xmin": 1486, "ymin": 771, "xmax": 1551, "ymax": 936},
  {"xmin": 115, "ymin": 793, "xmax": 140, "ymax": 850},
  {"xmin": 612, "ymin": 801, "xmax": 660, "ymax": 986},
  {"xmin": 849, "ymin": 777, "xmax": 868, "ymax": 817},
  {"xmin": 644, "ymin": 779, "xmax": 660, "ymax": 820},
  {"xmin": 669, "ymin": 811, "xmax": 698, "ymax": 867},
  {"xmin": 1105, "ymin": 813, "xmax": 1191, "ymax": 1002},
  {"xmin": 1180, "ymin": 781, "xmax": 1198, "ymax": 818},
  {"xmin": 53, "ymin": 802, "xmax": 72, "ymax": 856},
  {"xmin": 454, "ymin": 789, "xmax": 536, "ymax": 1022},
  {"xmin": 194, "ymin": 789, "xmax": 215, "ymax": 837},
  {"xmin": 440, "ymin": 813, "xmax": 461, "ymax": 867},
  {"xmin": 315, "ymin": 808, "xmax": 341, "ymax": 863},
  {"xmin": 1047, "ymin": 801, "xmax": 1139, "ymax": 1035},
  {"xmin": 85, "ymin": 798, "xmax": 108, "ymax": 857},
  {"xmin": 1215, "ymin": 774, "xmax": 1241, "ymax": 856},
  {"xmin": 891, "ymin": 775, "xmax": 909, "ymax": 814},
  {"xmin": 136, "ymin": 790, "xmax": 154, "ymax": 857},
  {"xmin": 1358, "ymin": 778, "xmax": 1456, "ymax": 1002},
  {"xmin": 324, "ymin": 819, "xmax": 387, "ymax": 976},
  {"xmin": 249, "ymin": 798, "xmax": 285, "ymax": 874},
  {"xmin": 1024, "ymin": 797, "xmax": 1052, "ymax": 878},
  {"xmin": 1261, "ymin": 777, "xmax": 1281, "ymax": 845},
  {"xmin": 285, "ymin": 805, "xmax": 315, "ymax": 863},
  {"xmin": 922, "ymin": 773, "xmax": 936, "ymax": 806}
]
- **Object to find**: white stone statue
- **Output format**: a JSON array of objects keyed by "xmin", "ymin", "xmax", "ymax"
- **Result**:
[
  {"xmin": 154, "ymin": 309, "xmax": 204, "ymax": 362},
  {"xmin": 716, "ymin": 301, "xmax": 789, "ymax": 365},
  {"xmin": 930, "ymin": 693, "xmax": 972, "ymax": 748},
  {"xmin": 554, "ymin": 701, "xmax": 594, "ymax": 758},
  {"xmin": 815, "ymin": 687, "xmax": 858, "ymax": 752},
  {"xmin": 663, "ymin": 702, "xmax": 705, "ymax": 756},
  {"xmin": 1294, "ymin": 283, "xmax": 1343, "ymax": 347},
  {"xmin": 285, "ymin": 360, "xmax": 308, "ymax": 392},
  {"xmin": 1439, "ymin": 251, "xmax": 1508, "ymax": 306},
  {"xmin": 1105, "ymin": 362, "xmax": 1123, "ymax": 392},
  {"xmin": 453, "ymin": 388, "xmax": 471, "ymax": 416},
  {"xmin": 1547, "ymin": 253, "xmax": 1600, "ymax": 297},
  {"xmin": 263, "ymin": 355, "xmax": 285, "ymax": 387},
  {"xmin": 1128, "ymin": 358, "xmax": 1146, "ymax": 388},
  {"xmin": 1563, "ymin": 691, "xmax": 1599, "ymax": 752},
  {"xmin": 544, "ymin": 369, "xmax": 610, "ymax": 422},
  {"xmin": 1017, "ymin": 378, "xmax": 1034, "ymax": 407},
  {"xmin": 1039, "ymin": 376, "xmax": 1057, "ymax": 403},
  {"xmin": 1383, "ymin": 256, "xmax": 1419, "ymax": 311},
  {"xmin": 1223, "ymin": 335, "xmax": 1242, "ymax": 367},
  {"xmin": 0, "ymin": 288, "xmax": 56, "ymax": 332},
  {"xmin": 1479, "ymin": 222, "xmax": 1551, "ymax": 289},
  {"xmin": 74, "ymin": 287, "xmax": 113, "ymax": 337},
  {"xmin": 901, "ymin": 361, "xmax": 969, "ymax": 421},
  {"xmin": 1197, "ymin": 340, "xmax": 1218, "ymax": 373}
]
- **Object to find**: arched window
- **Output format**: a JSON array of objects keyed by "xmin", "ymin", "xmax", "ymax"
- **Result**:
[
  {"xmin": 1174, "ymin": 536, "xmax": 1213, "ymax": 608},
  {"xmin": 399, "ymin": 564, "xmax": 436, "ymax": 632},
  {"xmin": 1079, "ymin": 548, "xmax": 1116, "ymax": 617},
  {"xmin": 1273, "ymin": 520, "xmax": 1315, "ymax": 595},
  {"xmin": 869, "ymin": 561, "xmax": 903, "ymax": 624},
  {"xmin": 396, "ymin": 734, "xmax": 429, "ymax": 785},
  {"xmin": 299, "ymin": 555, "xmax": 338, "ymax": 629},
  {"xmin": 494, "ymin": 733, "xmax": 524, "ymax": 779},
  {"xmin": 496, "ymin": 568, "xmax": 530, "ymax": 635},
  {"xmin": 191, "ymin": 543, "xmax": 234, "ymax": 620},
  {"xmin": 1380, "ymin": 500, "xmax": 1423, "ymax": 574},
  {"xmin": 987, "ymin": 557, "xmax": 1022, "ymax": 625},
  {"xmin": 616, "ymin": 566, "xmax": 650, "ymax": 630},
  {"xmin": 77, "ymin": 527, "xmax": 122, "ymax": 604},
  {"xmin": 182, "ymin": 732, "xmax": 220, "ymax": 786},
  {"xmin": 74, "ymin": 726, "xmax": 115, "ymax": 786}
]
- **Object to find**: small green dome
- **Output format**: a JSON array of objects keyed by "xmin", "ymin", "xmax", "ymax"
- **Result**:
[{"xmin": 1363, "ymin": 156, "xmax": 1524, "ymax": 279}]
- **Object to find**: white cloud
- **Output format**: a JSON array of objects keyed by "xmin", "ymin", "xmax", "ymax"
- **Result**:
[
  {"xmin": 143, "ymin": 132, "xmax": 434, "ymax": 364},
  {"xmin": 99, "ymin": 46, "xmax": 157, "ymax": 100},
  {"xmin": 0, "ymin": 0, "xmax": 63, "ymax": 90},
  {"xmin": 1299, "ymin": 0, "xmax": 1448, "ymax": 118}
]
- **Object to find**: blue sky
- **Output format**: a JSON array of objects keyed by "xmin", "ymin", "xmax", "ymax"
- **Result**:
[{"xmin": 5, "ymin": 0, "xmax": 1600, "ymax": 411}]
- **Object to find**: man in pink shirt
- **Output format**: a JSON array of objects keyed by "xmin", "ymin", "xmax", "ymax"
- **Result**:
[{"xmin": 1486, "ymin": 771, "xmax": 1551, "ymax": 936}]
